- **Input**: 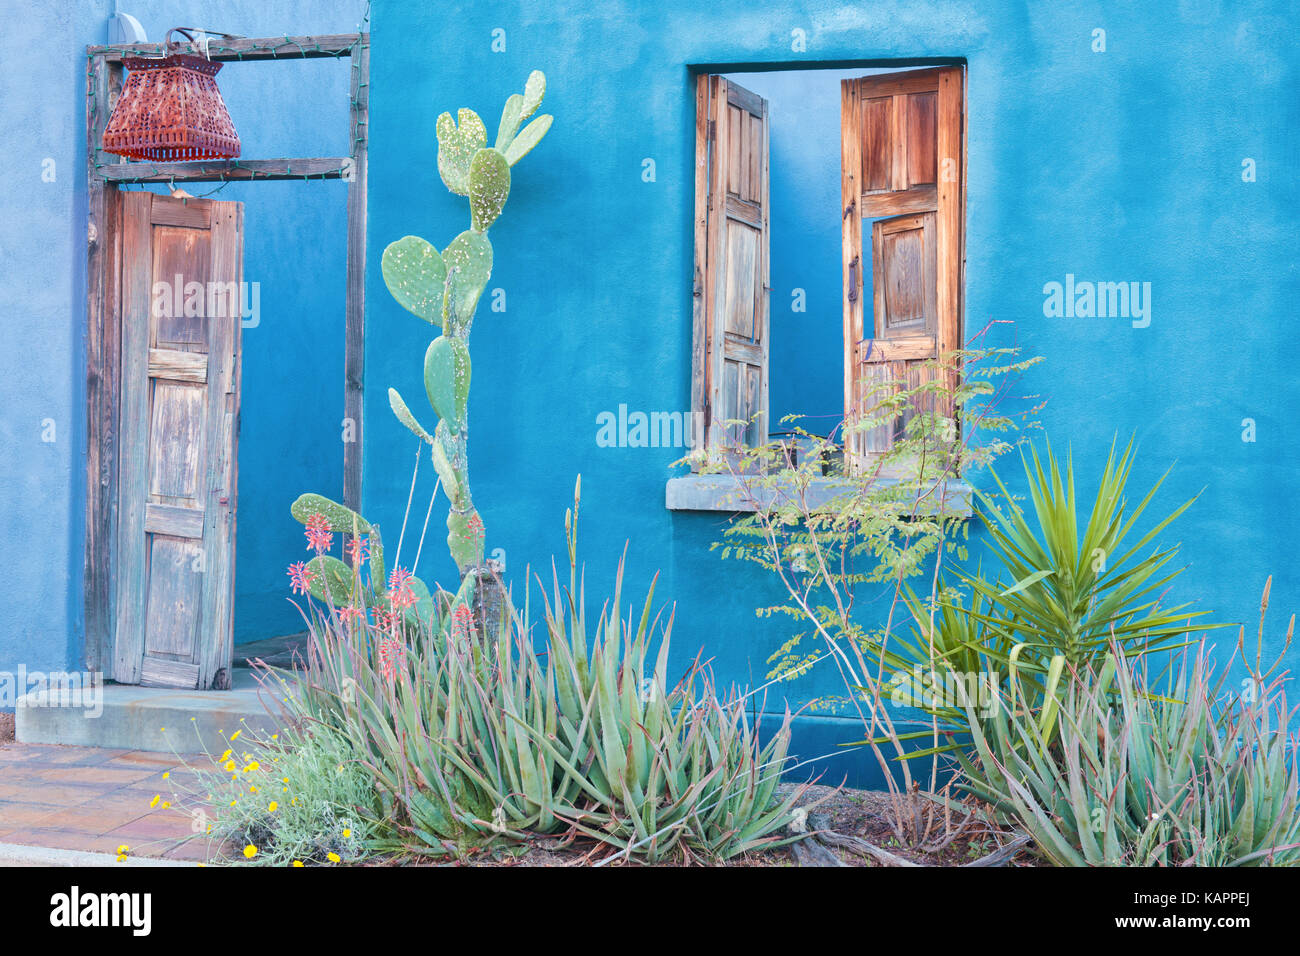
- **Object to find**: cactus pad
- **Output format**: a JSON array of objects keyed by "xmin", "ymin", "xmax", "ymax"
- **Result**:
[
  {"xmin": 291, "ymin": 494, "xmax": 370, "ymax": 535},
  {"xmin": 389, "ymin": 387, "xmax": 433, "ymax": 444},
  {"xmin": 504, "ymin": 114, "xmax": 552, "ymax": 166},
  {"xmin": 469, "ymin": 148, "xmax": 511, "ymax": 232},
  {"xmin": 442, "ymin": 229, "xmax": 494, "ymax": 318},
  {"xmin": 381, "ymin": 236, "xmax": 447, "ymax": 325},
  {"xmin": 437, "ymin": 108, "xmax": 487, "ymax": 196}
]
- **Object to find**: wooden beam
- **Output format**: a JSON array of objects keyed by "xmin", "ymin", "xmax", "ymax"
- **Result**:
[
  {"xmin": 85, "ymin": 53, "xmax": 123, "ymax": 676},
  {"xmin": 343, "ymin": 36, "xmax": 369, "ymax": 514},
  {"xmin": 840, "ymin": 78, "xmax": 864, "ymax": 466},
  {"xmin": 88, "ymin": 33, "xmax": 362, "ymax": 63},
  {"xmin": 690, "ymin": 73, "xmax": 711, "ymax": 459},
  {"xmin": 99, "ymin": 158, "xmax": 352, "ymax": 184}
]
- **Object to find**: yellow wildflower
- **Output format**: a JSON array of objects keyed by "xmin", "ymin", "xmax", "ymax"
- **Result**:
[
  {"xmin": 268, "ymin": 801, "xmax": 278, "ymax": 812},
  {"xmin": 149, "ymin": 794, "xmax": 160, "ymax": 808},
  {"xmin": 327, "ymin": 852, "xmax": 340, "ymax": 863},
  {"xmin": 243, "ymin": 844, "xmax": 257, "ymax": 859}
]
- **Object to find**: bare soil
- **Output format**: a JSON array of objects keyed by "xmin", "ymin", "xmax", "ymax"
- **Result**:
[{"xmin": 380, "ymin": 783, "xmax": 1037, "ymax": 867}]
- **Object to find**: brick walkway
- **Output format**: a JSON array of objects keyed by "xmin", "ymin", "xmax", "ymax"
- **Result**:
[{"xmin": 0, "ymin": 742, "xmax": 216, "ymax": 862}]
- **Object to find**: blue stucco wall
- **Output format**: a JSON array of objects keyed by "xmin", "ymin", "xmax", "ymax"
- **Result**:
[
  {"xmin": 2, "ymin": 0, "xmax": 1297, "ymax": 789},
  {"xmin": 363, "ymin": 0, "xmax": 1300, "ymax": 786}
]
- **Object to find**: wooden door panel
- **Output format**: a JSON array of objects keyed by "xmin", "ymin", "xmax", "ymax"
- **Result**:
[
  {"xmin": 147, "ymin": 381, "xmax": 206, "ymax": 499},
  {"xmin": 905, "ymin": 92, "xmax": 937, "ymax": 187},
  {"xmin": 152, "ymin": 226, "xmax": 211, "ymax": 348},
  {"xmin": 144, "ymin": 535, "xmax": 204, "ymax": 662},
  {"xmin": 722, "ymin": 220, "xmax": 760, "ymax": 340},
  {"xmin": 113, "ymin": 193, "xmax": 242, "ymax": 689},
  {"xmin": 872, "ymin": 212, "xmax": 937, "ymax": 336}
]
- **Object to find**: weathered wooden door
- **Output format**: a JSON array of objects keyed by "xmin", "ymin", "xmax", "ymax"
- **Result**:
[
  {"xmin": 841, "ymin": 67, "xmax": 964, "ymax": 460},
  {"xmin": 113, "ymin": 193, "xmax": 242, "ymax": 689},
  {"xmin": 695, "ymin": 75, "xmax": 770, "ymax": 450}
]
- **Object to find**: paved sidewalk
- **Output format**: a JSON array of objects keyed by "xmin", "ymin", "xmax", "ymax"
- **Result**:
[{"xmin": 0, "ymin": 742, "xmax": 215, "ymax": 863}]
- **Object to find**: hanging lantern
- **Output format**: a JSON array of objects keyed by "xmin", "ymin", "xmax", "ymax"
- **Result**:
[{"xmin": 102, "ymin": 28, "xmax": 241, "ymax": 162}]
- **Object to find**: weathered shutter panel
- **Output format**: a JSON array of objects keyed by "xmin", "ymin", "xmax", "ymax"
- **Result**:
[
  {"xmin": 693, "ymin": 74, "xmax": 770, "ymax": 452},
  {"xmin": 841, "ymin": 67, "xmax": 964, "ymax": 462},
  {"xmin": 113, "ymin": 193, "xmax": 242, "ymax": 689}
]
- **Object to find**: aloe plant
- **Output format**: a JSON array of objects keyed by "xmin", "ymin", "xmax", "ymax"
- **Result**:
[
  {"xmin": 292, "ymin": 478, "xmax": 807, "ymax": 862},
  {"xmin": 380, "ymin": 70, "xmax": 552, "ymax": 603},
  {"xmin": 955, "ymin": 625, "xmax": 1300, "ymax": 866}
]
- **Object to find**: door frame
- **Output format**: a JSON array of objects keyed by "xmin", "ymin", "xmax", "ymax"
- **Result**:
[{"xmin": 83, "ymin": 32, "xmax": 370, "ymax": 676}]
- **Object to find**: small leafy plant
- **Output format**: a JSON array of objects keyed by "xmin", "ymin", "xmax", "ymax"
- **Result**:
[{"xmin": 158, "ymin": 720, "xmax": 379, "ymax": 866}]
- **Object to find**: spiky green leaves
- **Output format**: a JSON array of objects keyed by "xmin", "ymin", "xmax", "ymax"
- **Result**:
[
  {"xmin": 437, "ymin": 108, "xmax": 487, "ymax": 195},
  {"xmin": 424, "ymin": 335, "xmax": 471, "ymax": 424},
  {"xmin": 381, "ymin": 236, "xmax": 447, "ymax": 325},
  {"xmin": 468, "ymin": 148, "xmax": 510, "ymax": 232},
  {"xmin": 442, "ymin": 229, "xmax": 493, "ymax": 320}
]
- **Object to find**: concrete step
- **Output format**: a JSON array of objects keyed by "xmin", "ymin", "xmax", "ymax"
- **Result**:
[{"xmin": 15, "ymin": 668, "xmax": 290, "ymax": 754}]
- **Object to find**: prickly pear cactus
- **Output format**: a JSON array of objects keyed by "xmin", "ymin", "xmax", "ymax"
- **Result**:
[{"xmin": 379, "ymin": 70, "xmax": 552, "ymax": 589}]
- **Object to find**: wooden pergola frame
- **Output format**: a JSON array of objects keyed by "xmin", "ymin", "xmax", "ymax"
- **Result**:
[{"xmin": 83, "ymin": 33, "xmax": 369, "ymax": 674}]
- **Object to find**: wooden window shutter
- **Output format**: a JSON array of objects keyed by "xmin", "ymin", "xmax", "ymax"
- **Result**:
[
  {"xmin": 841, "ymin": 67, "xmax": 964, "ymax": 462},
  {"xmin": 692, "ymin": 74, "xmax": 771, "ymax": 454}
]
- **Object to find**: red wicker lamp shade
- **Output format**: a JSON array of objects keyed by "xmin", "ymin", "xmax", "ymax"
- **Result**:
[{"xmin": 102, "ymin": 34, "xmax": 241, "ymax": 162}]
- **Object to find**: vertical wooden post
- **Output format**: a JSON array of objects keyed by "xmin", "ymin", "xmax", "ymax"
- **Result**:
[
  {"xmin": 343, "ymin": 36, "xmax": 369, "ymax": 515},
  {"xmin": 839, "ymin": 79, "xmax": 864, "ymax": 467},
  {"xmin": 690, "ymin": 73, "xmax": 712, "ymax": 460},
  {"xmin": 84, "ymin": 52, "xmax": 122, "ymax": 675}
]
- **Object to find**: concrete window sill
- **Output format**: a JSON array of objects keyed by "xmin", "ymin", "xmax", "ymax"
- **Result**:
[{"xmin": 664, "ymin": 473, "xmax": 973, "ymax": 516}]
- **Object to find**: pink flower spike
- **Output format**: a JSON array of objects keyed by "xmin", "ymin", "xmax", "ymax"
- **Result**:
[
  {"xmin": 345, "ymin": 535, "xmax": 370, "ymax": 565},
  {"xmin": 337, "ymin": 604, "xmax": 365, "ymax": 625},
  {"xmin": 377, "ymin": 637, "xmax": 405, "ymax": 683},
  {"xmin": 304, "ymin": 514, "xmax": 334, "ymax": 554},
  {"xmin": 287, "ymin": 561, "xmax": 316, "ymax": 596},
  {"xmin": 451, "ymin": 603, "xmax": 476, "ymax": 640}
]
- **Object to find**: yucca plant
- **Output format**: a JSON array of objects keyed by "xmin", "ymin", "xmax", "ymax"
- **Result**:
[
  {"xmin": 954, "ymin": 583, "xmax": 1300, "ymax": 865},
  {"xmin": 955, "ymin": 437, "xmax": 1219, "ymax": 723}
]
